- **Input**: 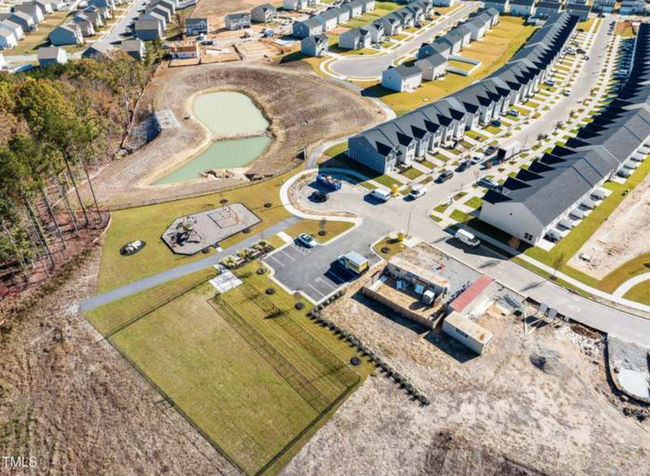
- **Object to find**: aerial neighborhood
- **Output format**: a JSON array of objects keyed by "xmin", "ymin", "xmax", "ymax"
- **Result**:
[{"xmin": 1, "ymin": 0, "xmax": 650, "ymax": 475}]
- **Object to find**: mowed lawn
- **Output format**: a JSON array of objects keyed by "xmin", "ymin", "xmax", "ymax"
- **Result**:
[
  {"xmin": 97, "ymin": 167, "xmax": 301, "ymax": 293},
  {"xmin": 86, "ymin": 263, "xmax": 371, "ymax": 475},
  {"xmin": 3, "ymin": 11, "xmax": 70, "ymax": 56},
  {"xmin": 377, "ymin": 17, "xmax": 537, "ymax": 115},
  {"xmin": 341, "ymin": 0, "xmax": 401, "ymax": 28}
]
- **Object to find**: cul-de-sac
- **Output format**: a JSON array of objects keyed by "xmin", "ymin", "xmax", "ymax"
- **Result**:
[{"xmin": 1, "ymin": 0, "xmax": 650, "ymax": 474}]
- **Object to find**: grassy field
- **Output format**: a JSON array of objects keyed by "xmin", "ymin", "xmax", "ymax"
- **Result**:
[
  {"xmin": 283, "ymin": 219, "xmax": 355, "ymax": 244},
  {"xmin": 341, "ymin": 0, "xmax": 401, "ymax": 28},
  {"xmin": 97, "ymin": 167, "xmax": 302, "ymax": 293},
  {"xmin": 86, "ymin": 264, "xmax": 370, "ymax": 476},
  {"xmin": 4, "ymin": 11, "xmax": 71, "ymax": 56},
  {"xmin": 447, "ymin": 60, "xmax": 476, "ymax": 72},
  {"xmin": 599, "ymin": 253, "xmax": 650, "ymax": 294},
  {"xmin": 372, "ymin": 17, "xmax": 537, "ymax": 115},
  {"xmin": 623, "ymin": 281, "xmax": 650, "ymax": 305},
  {"xmin": 373, "ymin": 235, "xmax": 406, "ymax": 258},
  {"xmin": 401, "ymin": 167, "xmax": 424, "ymax": 180}
]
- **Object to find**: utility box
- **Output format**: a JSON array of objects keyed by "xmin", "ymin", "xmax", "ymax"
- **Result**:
[{"xmin": 337, "ymin": 252, "xmax": 369, "ymax": 275}]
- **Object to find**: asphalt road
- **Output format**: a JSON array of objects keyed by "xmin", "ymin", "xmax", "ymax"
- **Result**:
[
  {"xmin": 99, "ymin": 0, "xmax": 150, "ymax": 46},
  {"xmin": 263, "ymin": 220, "xmax": 389, "ymax": 302},
  {"xmin": 329, "ymin": 2, "xmax": 478, "ymax": 79}
]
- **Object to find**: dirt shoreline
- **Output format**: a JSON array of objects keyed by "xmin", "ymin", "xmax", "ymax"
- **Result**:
[{"xmin": 89, "ymin": 62, "xmax": 383, "ymax": 208}]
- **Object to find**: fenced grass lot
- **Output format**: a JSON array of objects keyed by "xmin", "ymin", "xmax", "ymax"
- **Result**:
[{"xmin": 86, "ymin": 262, "xmax": 370, "ymax": 476}]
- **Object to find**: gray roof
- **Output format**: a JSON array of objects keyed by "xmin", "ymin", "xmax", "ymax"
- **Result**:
[
  {"xmin": 226, "ymin": 12, "xmax": 250, "ymax": 20},
  {"xmin": 320, "ymin": 9, "xmax": 339, "ymax": 21},
  {"xmin": 511, "ymin": 0, "xmax": 535, "ymax": 5},
  {"xmin": 566, "ymin": 3, "xmax": 591, "ymax": 10},
  {"xmin": 38, "ymin": 46, "xmax": 64, "ymax": 59},
  {"xmin": 416, "ymin": 52, "xmax": 446, "ymax": 68},
  {"xmin": 135, "ymin": 18, "xmax": 160, "ymax": 30},
  {"xmin": 303, "ymin": 33, "xmax": 328, "ymax": 46},
  {"xmin": 121, "ymin": 38, "xmax": 144, "ymax": 52},
  {"xmin": 390, "ymin": 63, "xmax": 423, "ymax": 79},
  {"xmin": 252, "ymin": 2, "xmax": 276, "ymax": 12},
  {"xmin": 186, "ymin": 17, "xmax": 208, "ymax": 25},
  {"xmin": 536, "ymin": 1, "xmax": 562, "ymax": 9}
]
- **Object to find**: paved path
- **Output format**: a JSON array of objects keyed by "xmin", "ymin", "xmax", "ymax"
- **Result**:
[
  {"xmin": 614, "ymin": 273, "xmax": 650, "ymax": 298},
  {"xmin": 329, "ymin": 3, "xmax": 477, "ymax": 80},
  {"xmin": 80, "ymin": 216, "xmax": 300, "ymax": 311}
]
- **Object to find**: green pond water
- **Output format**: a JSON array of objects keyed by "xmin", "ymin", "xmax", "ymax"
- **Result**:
[
  {"xmin": 155, "ymin": 91, "xmax": 271, "ymax": 184},
  {"xmin": 155, "ymin": 136, "xmax": 271, "ymax": 185},
  {"xmin": 192, "ymin": 91, "xmax": 269, "ymax": 135}
]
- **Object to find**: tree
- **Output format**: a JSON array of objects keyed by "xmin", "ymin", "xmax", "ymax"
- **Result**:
[{"xmin": 551, "ymin": 252, "xmax": 566, "ymax": 280}]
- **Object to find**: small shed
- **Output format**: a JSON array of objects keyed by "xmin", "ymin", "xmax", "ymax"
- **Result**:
[
  {"xmin": 448, "ymin": 275, "xmax": 494, "ymax": 316},
  {"xmin": 386, "ymin": 256, "xmax": 449, "ymax": 296},
  {"xmin": 442, "ymin": 311, "xmax": 493, "ymax": 355}
]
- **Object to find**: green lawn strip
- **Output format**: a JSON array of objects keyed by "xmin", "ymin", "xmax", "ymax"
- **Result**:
[
  {"xmin": 623, "ymin": 282, "xmax": 650, "ymax": 306},
  {"xmin": 466, "ymin": 130, "xmax": 489, "ymax": 141},
  {"xmin": 431, "ymin": 215, "xmax": 443, "ymax": 223},
  {"xmin": 485, "ymin": 125, "xmax": 502, "ymax": 134},
  {"xmin": 283, "ymin": 219, "xmax": 355, "ymax": 244},
  {"xmin": 374, "ymin": 174, "xmax": 403, "ymax": 188},
  {"xmin": 420, "ymin": 160, "xmax": 436, "ymax": 169},
  {"xmin": 401, "ymin": 167, "xmax": 424, "ymax": 180},
  {"xmin": 598, "ymin": 252, "xmax": 650, "ymax": 293},
  {"xmin": 373, "ymin": 236, "xmax": 406, "ymax": 259},
  {"xmin": 450, "ymin": 209, "xmax": 470, "ymax": 223},
  {"xmin": 433, "ymin": 153, "xmax": 450, "ymax": 162},
  {"xmin": 464, "ymin": 196, "xmax": 482, "ymax": 209},
  {"xmin": 324, "ymin": 142, "xmax": 347, "ymax": 158},
  {"xmin": 434, "ymin": 203, "xmax": 450, "ymax": 213},
  {"xmin": 98, "ymin": 167, "xmax": 300, "ymax": 293}
]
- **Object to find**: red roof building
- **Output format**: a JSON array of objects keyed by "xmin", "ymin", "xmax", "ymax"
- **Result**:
[{"xmin": 449, "ymin": 276, "xmax": 493, "ymax": 315}]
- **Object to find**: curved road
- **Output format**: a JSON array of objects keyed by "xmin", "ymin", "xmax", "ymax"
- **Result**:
[{"xmin": 330, "ymin": 2, "xmax": 478, "ymax": 79}]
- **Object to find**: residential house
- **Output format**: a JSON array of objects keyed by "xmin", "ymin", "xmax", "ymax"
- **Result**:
[
  {"xmin": 121, "ymin": 38, "xmax": 145, "ymax": 60},
  {"xmin": 251, "ymin": 2, "xmax": 277, "ymax": 22},
  {"xmin": 49, "ymin": 22, "xmax": 83, "ymax": 45},
  {"xmin": 82, "ymin": 42, "xmax": 114, "ymax": 58},
  {"xmin": 6, "ymin": 12, "xmax": 36, "ymax": 32},
  {"xmin": 405, "ymin": 2, "xmax": 425, "ymax": 23},
  {"xmin": 482, "ymin": 0, "xmax": 509, "ymax": 13},
  {"xmin": 82, "ymin": 8, "xmax": 105, "ymax": 27},
  {"xmin": 0, "ymin": 53, "xmax": 5, "ymax": 70},
  {"xmin": 418, "ymin": 39, "xmax": 451, "ymax": 59},
  {"xmin": 156, "ymin": 0, "xmax": 176, "ymax": 16},
  {"xmin": 301, "ymin": 33, "xmax": 328, "ymax": 56},
  {"xmin": 382, "ymin": 64, "xmax": 423, "ymax": 92},
  {"xmin": 509, "ymin": 0, "xmax": 535, "ymax": 16},
  {"xmin": 141, "ymin": 10, "xmax": 167, "ymax": 30},
  {"xmin": 620, "ymin": 0, "xmax": 645, "ymax": 14},
  {"xmin": 170, "ymin": 42, "xmax": 199, "ymax": 58},
  {"xmin": 339, "ymin": 26, "xmax": 371, "ymax": 49},
  {"xmin": 394, "ymin": 8, "xmax": 414, "ymax": 28},
  {"xmin": 145, "ymin": 5, "xmax": 171, "ymax": 25},
  {"xmin": 37, "ymin": 46, "xmax": 67, "ymax": 66},
  {"xmin": 566, "ymin": 2, "xmax": 591, "ymax": 20},
  {"xmin": 225, "ymin": 12, "xmax": 251, "ymax": 30},
  {"xmin": 534, "ymin": 1, "xmax": 562, "ymax": 18},
  {"xmin": 592, "ymin": 0, "xmax": 615, "ymax": 12},
  {"xmin": 415, "ymin": 53, "xmax": 447, "ymax": 80},
  {"xmin": 283, "ymin": 0, "xmax": 319, "ymax": 10},
  {"xmin": 319, "ymin": 9, "xmax": 339, "ymax": 31},
  {"xmin": 33, "ymin": 0, "xmax": 53, "ymax": 15},
  {"xmin": 455, "ymin": 25, "xmax": 472, "ymax": 48},
  {"xmin": 12, "ymin": 3, "xmax": 44, "ymax": 24},
  {"xmin": 440, "ymin": 29, "xmax": 463, "ymax": 54},
  {"xmin": 485, "ymin": 7, "xmax": 500, "ymax": 26},
  {"xmin": 377, "ymin": 16, "xmax": 402, "ymax": 36},
  {"xmin": 360, "ymin": 0, "xmax": 375, "ymax": 13},
  {"xmin": 333, "ymin": 5, "xmax": 351, "ymax": 24},
  {"xmin": 431, "ymin": 0, "xmax": 455, "ymax": 6},
  {"xmin": 0, "ymin": 20, "xmax": 25, "ymax": 40},
  {"xmin": 0, "ymin": 28, "xmax": 17, "ymax": 49},
  {"xmin": 89, "ymin": 0, "xmax": 116, "ymax": 12},
  {"xmin": 135, "ymin": 18, "xmax": 163, "ymax": 40},
  {"xmin": 366, "ymin": 22, "xmax": 384, "ymax": 42},
  {"xmin": 186, "ymin": 17, "xmax": 209, "ymax": 35},
  {"xmin": 347, "ymin": 0, "xmax": 363, "ymax": 17},
  {"xmin": 465, "ymin": 14, "xmax": 488, "ymax": 40},
  {"xmin": 72, "ymin": 14, "xmax": 95, "ymax": 36},
  {"xmin": 293, "ymin": 17, "xmax": 324, "ymax": 38}
]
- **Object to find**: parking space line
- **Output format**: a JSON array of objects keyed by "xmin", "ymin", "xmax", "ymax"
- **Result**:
[
  {"xmin": 306, "ymin": 284, "xmax": 325, "ymax": 299},
  {"xmin": 279, "ymin": 250, "xmax": 296, "ymax": 261},
  {"xmin": 266, "ymin": 255, "xmax": 285, "ymax": 268},
  {"xmin": 315, "ymin": 277, "xmax": 337, "ymax": 291},
  {"xmin": 327, "ymin": 271, "xmax": 347, "ymax": 285}
]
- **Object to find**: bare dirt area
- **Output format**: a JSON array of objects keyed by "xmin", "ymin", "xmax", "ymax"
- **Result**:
[
  {"xmin": 568, "ymin": 171, "xmax": 650, "ymax": 279},
  {"xmin": 0, "ymin": 246, "xmax": 236, "ymax": 476},
  {"xmin": 91, "ymin": 62, "xmax": 381, "ymax": 208},
  {"xmin": 283, "ymin": 244, "xmax": 650, "ymax": 476},
  {"xmin": 191, "ymin": 0, "xmax": 283, "ymax": 30}
]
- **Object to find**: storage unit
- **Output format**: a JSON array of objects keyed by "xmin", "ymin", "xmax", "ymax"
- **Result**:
[{"xmin": 442, "ymin": 311, "xmax": 493, "ymax": 355}]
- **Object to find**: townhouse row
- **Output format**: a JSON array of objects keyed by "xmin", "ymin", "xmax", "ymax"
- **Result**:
[
  {"xmin": 480, "ymin": 23, "xmax": 650, "ymax": 246},
  {"xmin": 347, "ymin": 13, "xmax": 578, "ymax": 174},
  {"xmin": 381, "ymin": 7, "xmax": 500, "ymax": 92},
  {"xmin": 293, "ymin": 0, "xmax": 376, "ymax": 39}
]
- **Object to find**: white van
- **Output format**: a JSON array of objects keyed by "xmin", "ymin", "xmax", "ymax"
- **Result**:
[
  {"xmin": 370, "ymin": 188, "xmax": 391, "ymax": 203},
  {"xmin": 454, "ymin": 229, "xmax": 481, "ymax": 248}
]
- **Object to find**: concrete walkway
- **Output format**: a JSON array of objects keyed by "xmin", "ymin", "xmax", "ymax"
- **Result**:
[
  {"xmin": 614, "ymin": 273, "xmax": 650, "ymax": 298},
  {"xmin": 80, "ymin": 216, "xmax": 300, "ymax": 311}
]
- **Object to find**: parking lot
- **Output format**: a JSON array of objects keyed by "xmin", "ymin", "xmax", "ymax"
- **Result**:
[{"xmin": 263, "ymin": 223, "xmax": 388, "ymax": 303}]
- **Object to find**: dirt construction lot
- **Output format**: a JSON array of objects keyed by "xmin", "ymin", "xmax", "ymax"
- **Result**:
[
  {"xmin": 568, "ymin": 169, "xmax": 650, "ymax": 280},
  {"xmin": 91, "ymin": 62, "xmax": 381, "ymax": 207},
  {"xmin": 283, "ymin": 244, "xmax": 650, "ymax": 476},
  {"xmin": 191, "ymin": 0, "xmax": 281, "ymax": 30}
]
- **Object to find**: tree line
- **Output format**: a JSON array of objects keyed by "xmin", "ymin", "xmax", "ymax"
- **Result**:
[{"xmin": 0, "ymin": 53, "xmax": 150, "ymax": 282}]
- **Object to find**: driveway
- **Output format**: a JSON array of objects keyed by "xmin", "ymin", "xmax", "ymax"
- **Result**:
[
  {"xmin": 329, "ymin": 2, "xmax": 478, "ymax": 80},
  {"xmin": 97, "ymin": 0, "xmax": 150, "ymax": 46},
  {"xmin": 263, "ymin": 221, "xmax": 389, "ymax": 303}
]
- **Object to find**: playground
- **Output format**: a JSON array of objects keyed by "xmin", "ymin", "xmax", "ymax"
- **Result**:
[{"xmin": 162, "ymin": 203, "xmax": 261, "ymax": 255}]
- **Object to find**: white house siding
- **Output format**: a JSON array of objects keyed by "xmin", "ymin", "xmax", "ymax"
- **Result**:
[{"xmin": 480, "ymin": 201, "xmax": 546, "ymax": 244}]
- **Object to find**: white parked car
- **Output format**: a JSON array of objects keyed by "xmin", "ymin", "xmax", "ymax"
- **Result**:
[
  {"xmin": 297, "ymin": 233, "xmax": 316, "ymax": 248},
  {"xmin": 409, "ymin": 185, "xmax": 427, "ymax": 199},
  {"xmin": 370, "ymin": 188, "xmax": 391, "ymax": 203},
  {"xmin": 454, "ymin": 229, "xmax": 481, "ymax": 248}
]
